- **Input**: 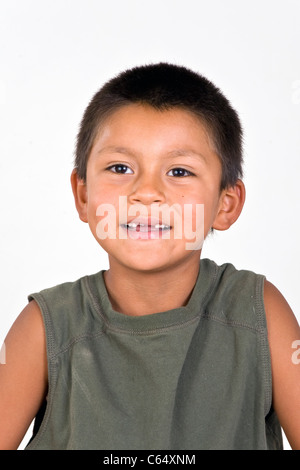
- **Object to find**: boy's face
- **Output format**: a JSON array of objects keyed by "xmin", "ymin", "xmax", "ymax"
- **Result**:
[{"xmin": 76, "ymin": 104, "xmax": 227, "ymax": 273}]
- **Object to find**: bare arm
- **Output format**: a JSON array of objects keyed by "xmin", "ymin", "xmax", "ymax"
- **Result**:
[
  {"xmin": 0, "ymin": 300, "xmax": 48, "ymax": 450},
  {"xmin": 264, "ymin": 280, "xmax": 300, "ymax": 450}
]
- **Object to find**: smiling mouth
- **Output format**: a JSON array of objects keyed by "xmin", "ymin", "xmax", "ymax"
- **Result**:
[
  {"xmin": 120, "ymin": 221, "xmax": 172, "ymax": 239},
  {"xmin": 124, "ymin": 222, "xmax": 171, "ymax": 232}
]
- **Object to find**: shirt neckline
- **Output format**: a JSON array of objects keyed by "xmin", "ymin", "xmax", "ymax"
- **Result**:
[{"xmin": 86, "ymin": 258, "xmax": 218, "ymax": 333}]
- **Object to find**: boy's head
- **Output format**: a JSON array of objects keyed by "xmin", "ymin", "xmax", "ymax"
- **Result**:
[
  {"xmin": 71, "ymin": 64, "xmax": 246, "ymax": 271},
  {"xmin": 74, "ymin": 63, "xmax": 243, "ymax": 190}
]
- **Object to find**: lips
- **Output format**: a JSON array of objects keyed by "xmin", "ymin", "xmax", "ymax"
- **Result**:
[
  {"xmin": 125, "ymin": 222, "xmax": 171, "ymax": 232},
  {"xmin": 120, "ymin": 217, "xmax": 171, "ymax": 239}
]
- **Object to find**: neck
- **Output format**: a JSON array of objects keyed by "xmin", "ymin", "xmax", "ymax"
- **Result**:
[{"xmin": 103, "ymin": 258, "xmax": 201, "ymax": 317}]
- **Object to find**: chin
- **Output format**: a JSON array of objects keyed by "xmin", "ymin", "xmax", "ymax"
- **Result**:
[{"xmin": 126, "ymin": 260, "xmax": 170, "ymax": 273}]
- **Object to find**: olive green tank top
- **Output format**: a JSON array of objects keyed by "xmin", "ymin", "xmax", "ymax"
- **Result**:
[{"xmin": 25, "ymin": 259, "xmax": 283, "ymax": 450}]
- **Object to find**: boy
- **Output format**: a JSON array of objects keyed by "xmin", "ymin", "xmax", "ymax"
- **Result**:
[{"xmin": 0, "ymin": 63, "xmax": 299, "ymax": 450}]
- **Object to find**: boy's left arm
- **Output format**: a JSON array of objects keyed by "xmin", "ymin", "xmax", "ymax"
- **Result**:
[{"xmin": 264, "ymin": 280, "xmax": 300, "ymax": 450}]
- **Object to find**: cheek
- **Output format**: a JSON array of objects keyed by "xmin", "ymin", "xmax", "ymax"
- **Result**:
[
  {"xmin": 86, "ymin": 188, "xmax": 124, "ymax": 243},
  {"xmin": 181, "ymin": 189, "xmax": 220, "ymax": 235},
  {"xmin": 203, "ymin": 194, "xmax": 222, "ymax": 230},
  {"xmin": 87, "ymin": 183, "xmax": 115, "ymax": 215}
]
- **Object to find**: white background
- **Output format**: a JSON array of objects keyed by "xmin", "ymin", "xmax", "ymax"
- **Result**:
[{"xmin": 0, "ymin": 0, "xmax": 299, "ymax": 450}]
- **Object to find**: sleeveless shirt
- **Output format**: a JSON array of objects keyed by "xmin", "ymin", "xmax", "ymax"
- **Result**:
[{"xmin": 25, "ymin": 258, "xmax": 283, "ymax": 450}]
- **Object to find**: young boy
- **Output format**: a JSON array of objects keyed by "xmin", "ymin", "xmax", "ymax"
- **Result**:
[{"xmin": 0, "ymin": 63, "xmax": 299, "ymax": 450}]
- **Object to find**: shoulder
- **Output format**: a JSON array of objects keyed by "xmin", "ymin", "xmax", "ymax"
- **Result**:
[
  {"xmin": 263, "ymin": 280, "xmax": 300, "ymax": 449},
  {"xmin": 5, "ymin": 299, "xmax": 46, "ymax": 356},
  {"xmin": 263, "ymin": 280, "xmax": 300, "ymax": 367},
  {"xmin": 0, "ymin": 300, "xmax": 47, "ymax": 449},
  {"xmin": 28, "ymin": 275, "xmax": 88, "ymax": 310},
  {"xmin": 3, "ymin": 299, "xmax": 47, "ymax": 380},
  {"xmin": 203, "ymin": 259, "xmax": 265, "ymax": 329},
  {"xmin": 28, "ymin": 272, "xmax": 104, "ymax": 356},
  {"xmin": 28, "ymin": 274, "xmax": 92, "ymax": 328},
  {"xmin": 264, "ymin": 280, "xmax": 299, "ymax": 337}
]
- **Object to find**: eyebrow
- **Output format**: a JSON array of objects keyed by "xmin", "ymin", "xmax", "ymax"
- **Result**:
[
  {"xmin": 166, "ymin": 149, "xmax": 208, "ymax": 163},
  {"xmin": 97, "ymin": 146, "xmax": 208, "ymax": 163},
  {"xmin": 97, "ymin": 146, "xmax": 135, "ymax": 157}
]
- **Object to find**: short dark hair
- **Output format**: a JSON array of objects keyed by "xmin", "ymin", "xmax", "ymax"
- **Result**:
[{"xmin": 74, "ymin": 63, "xmax": 243, "ymax": 189}]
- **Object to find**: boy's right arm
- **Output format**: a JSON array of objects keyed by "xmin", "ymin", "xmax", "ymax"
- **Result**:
[{"xmin": 0, "ymin": 300, "xmax": 48, "ymax": 450}]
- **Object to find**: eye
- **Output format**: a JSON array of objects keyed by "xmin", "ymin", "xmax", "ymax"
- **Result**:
[
  {"xmin": 107, "ymin": 164, "xmax": 133, "ymax": 174},
  {"xmin": 167, "ymin": 168, "xmax": 194, "ymax": 177}
]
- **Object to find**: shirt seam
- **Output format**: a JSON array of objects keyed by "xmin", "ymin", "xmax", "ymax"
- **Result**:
[
  {"xmin": 84, "ymin": 275, "xmax": 202, "ymax": 336},
  {"xmin": 25, "ymin": 293, "xmax": 58, "ymax": 449},
  {"xmin": 255, "ymin": 275, "xmax": 272, "ymax": 417},
  {"xmin": 84, "ymin": 260, "xmax": 220, "ymax": 337},
  {"xmin": 201, "ymin": 311, "xmax": 264, "ymax": 334}
]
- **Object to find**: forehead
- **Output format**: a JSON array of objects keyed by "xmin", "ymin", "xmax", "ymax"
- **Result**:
[{"xmin": 91, "ymin": 103, "xmax": 215, "ymax": 154}]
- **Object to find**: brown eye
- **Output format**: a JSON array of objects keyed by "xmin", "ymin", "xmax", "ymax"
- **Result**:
[
  {"xmin": 107, "ymin": 164, "xmax": 133, "ymax": 174},
  {"xmin": 167, "ymin": 168, "xmax": 194, "ymax": 177}
]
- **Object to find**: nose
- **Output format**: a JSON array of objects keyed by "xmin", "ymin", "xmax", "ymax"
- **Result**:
[{"xmin": 128, "ymin": 171, "xmax": 166, "ymax": 205}]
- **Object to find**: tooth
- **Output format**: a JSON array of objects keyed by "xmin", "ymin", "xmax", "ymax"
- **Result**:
[{"xmin": 125, "ymin": 222, "xmax": 170, "ymax": 231}]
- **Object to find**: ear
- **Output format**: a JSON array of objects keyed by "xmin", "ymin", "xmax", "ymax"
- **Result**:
[
  {"xmin": 212, "ymin": 179, "xmax": 246, "ymax": 231},
  {"xmin": 70, "ymin": 169, "xmax": 88, "ymax": 223}
]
